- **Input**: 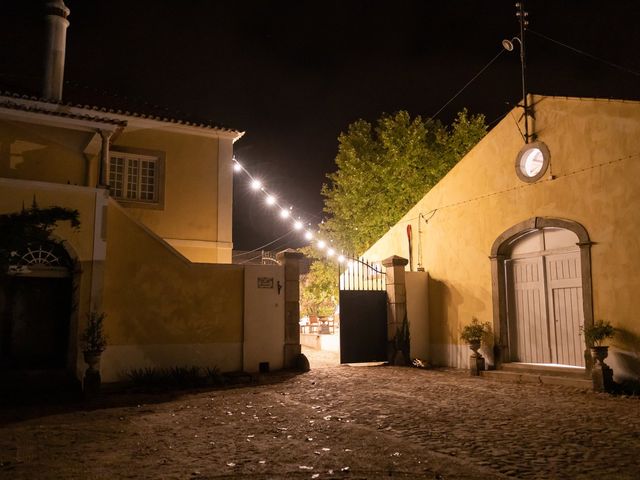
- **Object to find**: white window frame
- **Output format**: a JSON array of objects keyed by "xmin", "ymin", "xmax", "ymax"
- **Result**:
[{"xmin": 107, "ymin": 147, "xmax": 165, "ymax": 208}]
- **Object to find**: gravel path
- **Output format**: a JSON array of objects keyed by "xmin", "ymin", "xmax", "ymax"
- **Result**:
[{"xmin": 0, "ymin": 348, "xmax": 638, "ymax": 479}]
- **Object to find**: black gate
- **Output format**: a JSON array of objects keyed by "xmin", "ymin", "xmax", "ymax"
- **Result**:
[{"xmin": 339, "ymin": 259, "xmax": 387, "ymax": 363}]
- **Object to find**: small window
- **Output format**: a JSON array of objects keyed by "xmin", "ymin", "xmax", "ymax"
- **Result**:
[
  {"xmin": 108, "ymin": 148, "xmax": 164, "ymax": 207},
  {"xmin": 515, "ymin": 141, "xmax": 550, "ymax": 183}
]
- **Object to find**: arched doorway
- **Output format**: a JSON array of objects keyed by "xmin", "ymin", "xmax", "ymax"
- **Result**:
[
  {"xmin": 490, "ymin": 218, "xmax": 594, "ymax": 368},
  {"xmin": 0, "ymin": 241, "xmax": 74, "ymax": 370}
]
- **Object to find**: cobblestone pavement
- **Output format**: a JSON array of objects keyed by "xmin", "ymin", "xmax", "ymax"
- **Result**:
[{"xmin": 1, "ymin": 348, "xmax": 639, "ymax": 479}]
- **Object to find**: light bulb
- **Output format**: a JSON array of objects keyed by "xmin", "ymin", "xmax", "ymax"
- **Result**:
[
  {"xmin": 265, "ymin": 195, "xmax": 276, "ymax": 206},
  {"xmin": 304, "ymin": 231, "xmax": 313, "ymax": 241},
  {"xmin": 327, "ymin": 248, "xmax": 335, "ymax": 257},
  {"xmin": 294, "ymin": 220, "xmax": 303, "ymax": 230},
  {"xmin": 317, "ymin": 240, "xmax": 326, "ymax": 249},
  {"xmin": 233, "ymin": 162, "xmax": 242, "ymax": 172},
  {"xmin": 280, "ymin": 209, "xmax": 290, "ymax": 219},
  {"xmin": 338, "ymin": 255, "xmax": 345, "ymax": 263},
  {"xmin": 251, "ymin": 179, "xmax": 262, "ymax": 190}
]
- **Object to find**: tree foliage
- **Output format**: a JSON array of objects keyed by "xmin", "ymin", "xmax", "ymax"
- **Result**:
[
  {"xmin": 321, "ymin": 109, "xmax": 487, "ymax": 254},
  {"xmin": 300, "ymin": 258, "xmax": 338, "ymax": 318}
]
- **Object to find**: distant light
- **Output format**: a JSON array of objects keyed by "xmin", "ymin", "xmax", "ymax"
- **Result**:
[
  {"xmin": 251, "ymin": 179, "xmax": 262, "ymax": 190},
  {"xmin": 327, "ymin": 248, "xmax": 335, "ymax": 257},
  {"xmin": 280, "ymin": 209, "xmax": 290, "ymax": 219},
  {"xmin": 317, "ymin": 240, "xmax": 326, "ymax": 250},
  {"xmin": 265, "ymin": 195, "xmax": 276, "ymax": 206},
  {"xmin": 233, "ymin": 162, "xmax": 242, "ymax": 172},
  {"xmin": 304, "ymin": 231, "xmax": 313, "ymax": 241},
  {"xmin": 293, "ymin": 220, "xmax": 303, "ymax": 230}
]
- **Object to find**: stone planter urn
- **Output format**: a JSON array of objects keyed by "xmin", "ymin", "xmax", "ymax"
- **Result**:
[
  {"xmin": 83, "ymin": 350, "xmax": 103, "ymax": 396},
  {"xmin": 467, "ymin": 340, "xmax": 485, "ymax": 376},
  {"xmin": 590, "ymin": 346, "xmax": 609, "ymax": 366},
  {"xmin": 590, "ymin": 346, "xmax": 613, "ymax": 393},
  {"xmin": 468, "ymin": 340, "xmax": 481, "ymax": 357}
]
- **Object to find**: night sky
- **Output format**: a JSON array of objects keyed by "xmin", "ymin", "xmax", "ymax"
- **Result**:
[{"xmin": 2, "ymin": 1, "xmax": 638, "ymax": 251}]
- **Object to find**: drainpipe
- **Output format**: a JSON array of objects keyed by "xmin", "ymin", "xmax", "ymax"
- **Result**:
[{"xmin": 98, "ymin": 130, "xmax": 113, "ymax": 188}]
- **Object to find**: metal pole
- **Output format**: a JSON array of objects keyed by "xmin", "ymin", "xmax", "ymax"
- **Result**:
[{"xmin": 516, "ymin": 1, "xmax": 530, "ymax": 143}]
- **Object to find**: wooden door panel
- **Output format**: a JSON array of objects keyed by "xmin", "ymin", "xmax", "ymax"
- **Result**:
[
  {"xmin": 546, "ymin": 252, "xmax": 585, "ymax": 367},
  {"xmin": 510, "ymin": 257, "xmax": 550, "ymax": 363}
]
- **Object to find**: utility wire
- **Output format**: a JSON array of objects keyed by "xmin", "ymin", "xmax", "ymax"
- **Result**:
[
  {"xmin": 528, "ymin": 29, "xmax": 640, "ymax": 78},
  {"xmin": 431, "ymin": 49, "xmax": 506, "ymax": 120},
  {"xmin": 231, "ymin": 228, "xmax": 296, "ymax": 257}
]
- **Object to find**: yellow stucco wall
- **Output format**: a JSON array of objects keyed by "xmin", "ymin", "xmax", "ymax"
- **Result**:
[
  {"xmin": 0, "ymin": 180, "xmax": 105, "ymax": 377},
  {"xmin": 0, "ymin": 115, "xmax": 232, "ymax": 264},
  {"xmin": 112, "ymin": 128, "xmax": 221, "ymax": 243},
  {"xmin": 102, "ymin": 200, "xmax": 243, "ymax": 346},
  {"xmin": 363, "ymin": 96, "xmax": 640, "ymax": 369},
  {"xmin": 0, "ymin": 180, "xmax": 98, "ymax": 262},
  {"xmin": 0, "ymin": 119, "xmax": 92, "ymax": 186}
]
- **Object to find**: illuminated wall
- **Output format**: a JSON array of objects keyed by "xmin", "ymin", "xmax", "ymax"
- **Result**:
[
  {"xmin": 363, "ymin": 96, "xmax": 640, "ymax": 378},
  {"xmin": 101, "ymin": 200, "xmax": 244, "ymax": 381},
  {"xmin": 0, "ymin": 119, "xmax": 92, "ymax": 185},
  {"xmin": 112, "ymin": 127, "xmax": 234, "ymax": 263}
]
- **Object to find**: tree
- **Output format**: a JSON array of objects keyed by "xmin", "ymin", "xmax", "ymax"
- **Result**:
[
  {"xmin": 320, "ymin": 109, "xmax": 487, "ymax": 255},
  {"xmin": 300, "ymin": 258, "xmax": 338, "ymax": 318}
]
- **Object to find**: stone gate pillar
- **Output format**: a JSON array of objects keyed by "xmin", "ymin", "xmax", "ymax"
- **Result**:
[
  {"xmin": 277, "ymin": 250, "xmax": 304, "ymax": 368},
  {"xmin": 383, "ymin": 255, "xmax": 408, "ymax": 365}
]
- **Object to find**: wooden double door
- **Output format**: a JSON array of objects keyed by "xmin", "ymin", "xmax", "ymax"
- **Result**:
[{"xmin": 507, "ymin": 250, "xmax": 585, "ymax": 367}]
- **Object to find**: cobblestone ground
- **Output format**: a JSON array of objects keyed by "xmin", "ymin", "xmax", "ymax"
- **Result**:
[{"xmin": 1, "ymin": 348, "xmax": 639, "ymax": 479}]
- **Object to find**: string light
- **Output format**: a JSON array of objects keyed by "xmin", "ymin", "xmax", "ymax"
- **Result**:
[{"xmin": 233, "ymin": 155, "xmax": 349, "ymax": 263}]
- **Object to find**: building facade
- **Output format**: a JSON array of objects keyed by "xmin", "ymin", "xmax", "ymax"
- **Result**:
[{"xmin": 363, "ymin": 95, "xmax": 640, "ymax": 382}]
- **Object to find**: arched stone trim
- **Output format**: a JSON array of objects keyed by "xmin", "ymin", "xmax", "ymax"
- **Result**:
[{"xmin": 489, "ymin": 217, "xmax": 594, "ymax": 369}]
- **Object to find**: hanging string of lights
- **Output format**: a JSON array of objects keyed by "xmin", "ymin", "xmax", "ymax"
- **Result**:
[{"xmin": 232, "ymin": 156, "xmax": 348, "ymax": 264}]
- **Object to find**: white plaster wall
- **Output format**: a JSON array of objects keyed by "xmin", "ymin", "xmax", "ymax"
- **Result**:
[
  {"xmin": 301, "ymin": 333, "xmax": 340, "ymax": 352},
  {"xmin": 243, "ymin": 265, "xmax": 285, "ymax": 373}
]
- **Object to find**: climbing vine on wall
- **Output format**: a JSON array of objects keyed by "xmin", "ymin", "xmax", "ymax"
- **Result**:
[{"xmin": 0, "ymin": 199, "xmax": 80, "ymax": 273}]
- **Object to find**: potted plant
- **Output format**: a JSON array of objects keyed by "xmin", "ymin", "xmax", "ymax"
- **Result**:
[
  {"xmin": 460, "ymin": 318, "xmax": 491, "ymax": 356},
  {"xmin": 582, "ymin": 319, "xmax": 615, "ymax": 366},
  {"xmin": 81, "ymin": 311, "xmax": 107, "ymax": 393}
]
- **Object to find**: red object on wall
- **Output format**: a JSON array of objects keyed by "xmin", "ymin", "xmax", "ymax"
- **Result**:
[{"xmin": 407, "ymin": 224, "xmax": 413, "ymax": 272}]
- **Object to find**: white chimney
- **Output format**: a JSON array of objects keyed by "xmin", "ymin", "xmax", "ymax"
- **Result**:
[{"xmin": 43, "ymin": 0, "xmax": 70, "ymax": 101}]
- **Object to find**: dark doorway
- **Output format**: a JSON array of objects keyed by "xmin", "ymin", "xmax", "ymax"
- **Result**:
[{"xmin": 1, "ymin": 276, "xmax": 72, "ymax": 370}]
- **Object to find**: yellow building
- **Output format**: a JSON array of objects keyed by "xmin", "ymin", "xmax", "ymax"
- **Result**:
[
  {"xmin": 363, "ymin": 95, "xmax": 640, "ymax": 382},
  {"xmin": 0, "ymin": 1, "xmax": 301, "ymax": 388}
]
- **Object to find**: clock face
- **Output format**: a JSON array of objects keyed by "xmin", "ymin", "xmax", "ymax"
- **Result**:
[{"xmin": 515, "ymin": 142, "xmax": 550, "ymax": 182}]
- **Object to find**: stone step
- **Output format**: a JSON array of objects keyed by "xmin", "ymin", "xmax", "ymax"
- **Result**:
[
  {"xmin": 480, "ymin": 369, "xmax": 592, "ymax": 390},
  {"xmin": 501, "ymin": 362, "xmax": 588, "ymax": 379}
]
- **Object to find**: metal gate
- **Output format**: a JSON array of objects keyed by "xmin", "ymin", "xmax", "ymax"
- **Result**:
[{"xmin": 338, "ymin": 259, "xmax": 387, "ymax": 363}]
